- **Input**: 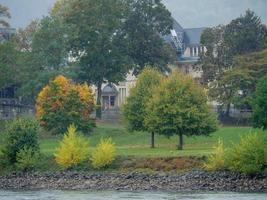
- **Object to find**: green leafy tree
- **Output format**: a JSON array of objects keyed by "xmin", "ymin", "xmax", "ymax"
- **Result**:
[
  {"xmin": 200, "ymin": 11, "xmax": 267, "ymax": 116},
  {"xmin": 8, "ymin": 21, "xmax": 40, "ymax": 104},
  {"xmin": 224, "ymin": 10, "xmax": 267, "ymax": 55},
  {"xmin": 0, "ymin": 20, "xmax": 39, "ymax": 103},
  {"xmin": 0, "ymin": 4, "xmax": 11, "ymax": 27},
  {"xmin": 123, "ymin": 67, "xmax": 163, "ymax": 148},
  {"xmin": 0, "ymin": 41, "xmax": 20, "ymax": 88},
  {"xmin": 14, "ymin": 17, "xmax": 68, "ymax": 104},
  {"xmin": 1, "ymin": 8, "xmax": 72, "ymax": 105},
  {"xmin": 209, "ymin": 68, "xmax": 253, "ymax": 116},
  {"xmin": 52, "ymin": 0, "xmax": 173, "ymax": 119},
  {"xmin": 123, "ymin": 0, "xmax": 174, "ymax": 74},
  {"xmin": 200, "ymin": 25, "xmax": 232, "ymax": 85},
  {"xmin": 234, "ymin": 48, "xmax": 267, "ymax": 90},
  {"xmin": 212, "ymin": 48, "xmax": 267, "ymax": 116},
  {"xmin": 56, "ymin": 0, "xmax": 131, "ymax": 119},
  {"xmin": 200, "ymin": 10, "xmax": 267, "ymax": 83},
  {"xmin": 145, "ymin": 71, "xmax": 218, "ymax": 150},
  {"xmin": 31, "ymin": 16, "xmax": 67, "ymax": 71},
  {"xmin": 14, "ymin": 20, "xmax": 39, "ymax": 52},
  {"xmin": 252, "ymin": 75, "xmax": 267, "ymax": 129}
]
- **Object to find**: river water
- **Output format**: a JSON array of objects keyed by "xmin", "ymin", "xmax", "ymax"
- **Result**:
[{"xmin": 0, "ymin": 190, "xmax": 266, "ymax": 200}]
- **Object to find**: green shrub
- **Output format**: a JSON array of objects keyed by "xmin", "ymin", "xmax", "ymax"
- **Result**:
[
  {"xmin": 55, "ymin": 124, "xmax": 89, "ymax": 169},
  {"xmin": 1, "ymin": 117, "xmax": 40, "ymax": 164},
  {"xmin": 226, "ymin": 133, "xmax": 267, "ymax": 174},
  {"xmin": 91, "ymin": 138, "xmax": 116, "ymax": 169},
  {"xmin": 16, "ymin": 147, "xmax": 40, "ymax": 171},
  {"xmin": 204, "ymin": 139, "xmax": 226, "ymax": 171}
]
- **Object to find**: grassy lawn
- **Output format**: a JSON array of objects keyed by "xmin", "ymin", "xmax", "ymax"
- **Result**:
[{"xmin": 39, "ymin": 122, "xmax": 261, "ymax": 157}]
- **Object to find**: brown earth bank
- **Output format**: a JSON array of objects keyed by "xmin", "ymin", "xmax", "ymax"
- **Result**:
[
  {"xmin": 120, "ymin": 156, "xmax": 203, "ymax": 171},
  {"xmin": 0, "ymin": 170, "xmax": 266, "ymax": 192}
]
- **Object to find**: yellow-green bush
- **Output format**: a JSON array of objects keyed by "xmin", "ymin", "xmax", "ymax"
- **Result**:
[
  {"xmin": 55, "ymin": 124, "xmax": 89, "ymax": 169},
  {"xmin": 204, "ymin": 139, "xmax": 225, "ymax": 171},
  {"xmin": 91, "ymin": 138, "xmax": 116, "ymax": 169},
  {"xmin": 226, "ymin": 133, "xmax": 267, "ymax": 174}
]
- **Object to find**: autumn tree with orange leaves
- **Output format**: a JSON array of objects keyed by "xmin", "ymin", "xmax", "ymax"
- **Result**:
[{"xmin": 36, "ymin": 75, "xmax": 95, "ymax": 134}]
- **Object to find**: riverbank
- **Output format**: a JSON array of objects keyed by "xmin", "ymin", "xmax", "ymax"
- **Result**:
[{"xmin": 0, "ymin": 170, "xmax": 266, "ymax": 192}]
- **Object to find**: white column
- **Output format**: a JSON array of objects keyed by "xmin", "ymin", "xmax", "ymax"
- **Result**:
[
  {"xmin": 108, "ymin": 95, "xmax": 110, "ymax": 109},
  {"xmin": 196, "ymin": 46, "xmax": 199, "ymax": 57}
]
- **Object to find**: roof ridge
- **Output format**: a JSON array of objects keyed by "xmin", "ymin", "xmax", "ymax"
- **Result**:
[{"xmin": 184, "ymin": 27, "xmax": 207, "ymax": 30}]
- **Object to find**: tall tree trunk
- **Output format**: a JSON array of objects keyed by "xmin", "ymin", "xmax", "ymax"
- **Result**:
[
  {"xmin": 96, "ymin": 82, "xmax": 102, "ymax": 119},
  {"xmin": 225, "ymin": 103, "xmax": 231, "ymax": 117},
  {"xmin": 151, "ymin": 132, "xmax": 155, "ymax": 148},
  {"xmin": 177, "ymin": 133, "xmax": 183, "ymax": 150}
]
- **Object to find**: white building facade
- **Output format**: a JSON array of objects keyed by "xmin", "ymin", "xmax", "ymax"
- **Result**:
[{"xmin": 92, "ymin": 72, "xmax": 137, "ymax": 111}]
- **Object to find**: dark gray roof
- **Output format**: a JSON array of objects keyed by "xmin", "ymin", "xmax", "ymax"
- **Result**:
[
  {"xmin": 184, "ymin": 28, "xmax": 206, "ymax": 46},
  {"xmin": 161, "ymin": 18, "xmax": 207, "ymax": 63},
  {"xmin": 162, "ymin": 19, "xmax": 206, "ymax": 47}
]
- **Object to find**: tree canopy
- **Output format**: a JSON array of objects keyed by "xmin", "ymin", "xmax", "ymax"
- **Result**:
[
  {"xmin": 36, "ymin": 75, "xmax": 95, "ymax": 134},
  {"xmin": 200, "ymin": 10, "xmax": 267, "ymax": 116},
  {"xmin": 200, "ymin": 25, "xmax": 232, "ymax": 84},
  {"xmin": 123, "ymin": 67, "xmax": 163, "ymax": 148},
  {"xmin": 55, "ymin": 0, "xmax": 132, "ymax": 118},
  {"xmin": 0, "ymin": 41, "xmax": 21, "ymax": 88},
  {"xmin": 49, "ymin": 0, "xmax": 173, "ymax": 119},
  {"xmin": 123, "ymin": 0, "xmax": 174, "ymax": 74},
  {"xmin": 0, "ymin": 4, "xmax": 11, "ymax": 27},
  {"xmin": 224, "ymin": 10, "xmax": 267, "ymax": 55},
  {"xmin": 145, "ymin": 71, "xmax": 218, "ymax": 150},
  {"xmin": 200, "ymin": 10, "xmax": 267, "ymax": 84}
]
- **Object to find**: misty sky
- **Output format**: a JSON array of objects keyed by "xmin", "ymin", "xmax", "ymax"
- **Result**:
[{"xmin": 1, "ymin": 0, "xmax": 267, "ymax": 29}]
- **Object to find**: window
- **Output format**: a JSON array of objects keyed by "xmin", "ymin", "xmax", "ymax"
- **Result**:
[
  {"xmin": 190, "ymin": 47, "xmax": 193, "ymax": 57},
  {"xmin": 0, "ymin": 86, "xmax": 15, "ymax": 98},
  {"xmin": 194, "ymin": 46, "xmax": 197, "ymax": 56},
  {"xmin": 110, "ymin": 96, "xmax": 115, "ymax": 107}
]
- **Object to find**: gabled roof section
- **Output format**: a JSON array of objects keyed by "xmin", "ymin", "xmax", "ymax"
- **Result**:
[
  {"xmin": 162, "ymin": 17, "xmax": 184, "ymax": 43},
  {"xmin": 102, "ymin": 83, "xmax": 118, "ymax": 95},
  {"xmin": 172, "ymin": 18, "xmax": 184, "ymax": 33},
  {"xmin": 184, "ymin": 27, "xmax": 206, "ymax": 46}
]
